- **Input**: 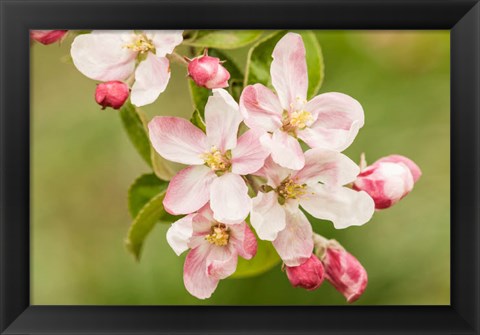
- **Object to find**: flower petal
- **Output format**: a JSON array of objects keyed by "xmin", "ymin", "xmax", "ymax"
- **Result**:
[
  {"xmin": 375, "ymin": 155, "xmax": 422, "ymax": 183},
  {"xmin": 263, "ymin": 129, "xmax": 305, "ymax": 170},
  {"xmin": 253, "ymin": 156, "xmax": 292, "ymax": 188},
  {"xmin": 299, "ymin": 92, "xmax": 365, "ymax": 152},
  {"xmin": 205, "ymin": 89, "xmax": 243, "ymax": 151},
  {"xmin": 231, "ymin": 129, "xmax": 270, "ymax": 175},
  {"xmin": 239, "ymin": 84, "xmax": 283, "ymax": 132},
  {"xmin": 70, "ymin": 31, "xmax": 137, "ymax": 81},
  {"xmin": 206, "ymin": 246, "xmax": 238, "ymax": 280},
  {"xmin": 300, "ymin": 184, "xmax": 375, "ymax": 229},
  {"xmin": 293, "ymin": 148, "xmax": 360, "ymax": 186},
  {"xmin": 148, "ymin": 116, "xmax": 208, "ymax": 165},
  {"xmin": 229, "ymin": 222, "xmax": 258, "ymax": 260},
  {"xmin": 250, "ymin": 191, "xmax": 286, "ymax": 241},
  {"xmin": 272, "ymin": 208, "xmax": 313, "ymax": 267},
  {"xmin": 131, "ymin": 53, "xmax": 171, "ymax": 106},
  {"xmin": 164, "ymin": 165, "xmax": 216, "ymax": 215},
  {"xmin": 210, "ymin": 173, "xmax": 251, "ymax": 224},
  {"xmin": 166, "ymin": 214, "xmax": 194, "ymax": 256},
  {"xmin": 145, "ymin": 30, "xmax": 184, "ymax": 57},
  {"xmin": 271, "ymin": 32, "xmax": 308, "ymax": 110},
  {"xmin": 183, "ymin": 245, "xmax": 218, "ymax": 299}
]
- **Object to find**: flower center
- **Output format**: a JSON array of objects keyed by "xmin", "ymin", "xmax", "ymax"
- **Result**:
[
  {"xmin": 289, "ymin": 110, "xmax": 313, "ymax": 130},
  {"xmin": 277, "ymin": 177, "xmax": 307, "ymax": 202},
  {"xmin": 202, "ymin": 146, "xmax": 231, "ymax": 172},
  {"xmin": 205, "ymin": 224, "xmax": 230, "ymax": 246},
  {"xmin": 125, "ymin": 34, "xmax": 155, "ymax": 53},
  {"xmin": 281, "ymin": 97, "xmax": 313, "ymax": 134}
]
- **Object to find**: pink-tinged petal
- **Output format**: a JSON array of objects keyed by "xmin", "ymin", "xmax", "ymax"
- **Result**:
[
  {"xmin": 250, "ymin": 192, "xmax": 286, "ymax": 241},
  {"xmin": 164, "ymin": 165, "xmax": 216, "ymax": 215},
  {"xmin": 206, "ymin": 246, "xmax": 238, "ymax": 280},
  {"xmin": 300, "ymin": 184, "xmax": 375, "ymax": 229},
  {"xmin": 272, "ymin": 208, "xmax": 313, "ymax": 267},
  {"xmin": 271, "ymin": 32, "xmax": 308, "ymax": 110},
  {"xmin": 353, "ymin": 161, "xmax": 414, "ymax": 210},
  {"xmin": 71, "ymin": 31, "xmax": 137, "ymax": 81},
  {"xmin": 253, "ymin": 156, "xmax": 292, "ymax": 188},
  {"xmin": 231, "ymin": 129, "xmax": 270, "ymax": 175},
  {"xmin": 166, "ymin": 214, "xmax": 194, "ymax": 256},
  {"xmin": 183, "ymin": 244, "xmax": 218, "ymax": 299},
  {"xmin": 229, "ymin": 222, "xmax": 258, "ymax": 260},
  {"xmin": 210, "ymin": 173, "xmax": 251, "ymax": 224},
  {"xmin": 130, "ymin": 54, "xmax": 170, "ymax": 106},
  {"xmin": 299, "ymin": 92, "xmax": 365, "ymax": 152},
  {"xmin": 293, "ymin": 148, "xmax": 360, "ymax": 186},
  {"xmin": 205, "ymin": 89, "xmax": 243, "ymax": 151},
  {"xmin": 375, "ymin": 155, "xmax": 422, "ymax": 182},
  {"xmin": 145, "ymin": 30, "xmax": 183, "ymax": 57},
  {"xmin": 205, "ymin": 64, "xmax": 230, "ymax": 89},
  {"xmin": 285, "ymin": 254, "xmax": 325, "ymax": 290},
  {"xmin": 323, "ymin": 247, "xmax": 368, "ymax": 303},
  {"xmin": 239, "ymin": 84, "xmax": 283, "ymax": 132},
  {"xmin": 148, "ymin": 116, "xmax": 208, "ymax": 165},
  {"xmin": 31, "ymin": 30, "xmax": 68, "ymax": 45},
  {"xmin": 263, "ymin": 129, "xmax": 305, "ymax": 170}
]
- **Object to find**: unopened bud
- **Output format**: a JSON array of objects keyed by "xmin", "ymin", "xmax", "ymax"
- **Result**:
[
  {"xmin": 187, "ymin": 52, "xmax": 230, "ymax": 89},
  {"xmin": 353, "ymin": 154, "xmax": 421, "ymax": 209},
  {"xmin": 95, "ymin": 81, "xmax": 129, "ymax": 110},
  {"xmin": 30, "ymin": 30, "xmax": 68, "ymax": 45},
  {"xmin": 285, "ymin": 254, "xmax": 325, "ymax": 291}
]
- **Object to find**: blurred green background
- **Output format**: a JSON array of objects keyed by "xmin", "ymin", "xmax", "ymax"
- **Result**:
[{"xmin": 31, "ymin": 31, "xmax": 450, "ymax": 305}]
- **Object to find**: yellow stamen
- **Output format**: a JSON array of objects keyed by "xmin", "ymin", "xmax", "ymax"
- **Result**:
[
  {"xmin": 202, "ymin": 146, "xmax": 231, "ymax": 172},
  {"xmin": 277, "ymin": 177, "xmax": 307, "ymax": 200},
  {"xmin": 289, "ymin": 110, "xmax": 314, "ymax": 130},
  {"xmin": 124, "ymin": 34, "xmax": 155, "ymax": 53},
  {"xmin": 205, "ymin": 224, "xmax": 230, "ymax": 246}
]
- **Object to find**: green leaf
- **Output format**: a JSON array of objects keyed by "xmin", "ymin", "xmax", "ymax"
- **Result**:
[
  {"xmin": 244, "ymin": 31, "xmax": 324, "ymax": 99},
  {"xmin": 184, "ymin": 30, "xmax": 263, "ymax": 49},
  {"xmin": 190, "ymin": 109, "xmax": 206, "ymax": 132},
  {"xmin": 188, "ymin": 79, "xmax": 211, "ymax": 118},
  {"xmin": 119, "ymin": 102, "xmax": 152, "ymax": 167},
  {"xmin": 128, "ymin": 173, "xmax": 168, "ymax": 218},
  {"xmin": 125, "ymin": 191, "xmax": 167, "ymax": 261},
  {"xmin": 151, "ymin": 150, "xmax": 185, "ymax": 181},
  {"xmin": 230, "ymin": 238, "xmax": 281, "ymax": 279}
]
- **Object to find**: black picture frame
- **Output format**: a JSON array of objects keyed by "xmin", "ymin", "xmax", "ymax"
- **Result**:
[{"xmin": 1, "ymin": 0, "xmax": 479, "ymax": 334}]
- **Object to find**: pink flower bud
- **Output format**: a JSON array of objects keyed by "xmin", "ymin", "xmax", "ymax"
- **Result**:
[
  {"xmin": 323, "ymin": 247, "xmax": 368, "ymax": 303},
  {"xmin": 95, "ymin": 81, "xmax": 130, "ymax": 110},
  {"xmin": 30, "ymin": 30, "xmax": 68, "ymax": 45},
  {"xmin": 285, "ymin": 254, "xmax": 325, "ymax": 291},
  {"xmin": 187, "ymin": 54, "xmax": 230, "ymax": 89},
  {"xmin": 353, "ymin": 154, "xmax": 421, "ymax": 209}
]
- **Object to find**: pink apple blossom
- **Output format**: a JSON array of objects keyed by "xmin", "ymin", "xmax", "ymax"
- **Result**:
[
  {"xmin": 187, "ymin": 52, "xmax": 230, "ymax": 89},
  {"xmin": 240, "ymin": 32, "xmax": 365, "ymax": 170},
  {"xmin": 166, "ymin": 204, "xmax": 257, "ymax": 299},
  {"xmin": 285, "ymin": 254, "xmax": 325, "ymax": 290},
  {"xmin": 70, "ymin": 30, "xmax": 183, "ymax": 107},
  {"xmin": 322, "ymin": 244, "xmax": 368, "ymax": 303},
  {"xmin": 30, "ymin": 30, "xmax": 68, "ymax": 45},
  {"xmin": 148, "ymin": 89, "xmax": 270, "ymax": 224},
  {"xmin": 353, "ymin": 154, "xmax": 421, "ymax": 209},
  {"xmin": 95, "ymin": 81, "xmax": 129, "ymax": 109},
  {"xmin": 251, "ymin": 149, "xmax": 374, "ymax": 266}
]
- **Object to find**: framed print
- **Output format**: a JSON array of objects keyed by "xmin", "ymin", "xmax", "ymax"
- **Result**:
[{"xmin": 0, "ymin": 0, "xmax": 479, "ymax": 334}]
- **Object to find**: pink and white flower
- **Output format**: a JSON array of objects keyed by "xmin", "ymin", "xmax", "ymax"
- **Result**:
[
  {"xmin": 251, "ymin": 149, "xmax": 375, "ymax": 266},
  {"xmin": 148, "ymin": 89, "xmax": 270, "ymax": 224},
  {"xmin": 240, "ymin": 32, "xmax": 365, "ymax": 170},
  {"xmin": 166, "ymin": 204, "xmax": 257, "ymax": 299},
  {"xmin": 70, "ymin": 30, "xmax": 183, "ymax": 107},
  {"xmin": 353, "ymin": 154, "xmax": 421, "ymax": 209}
]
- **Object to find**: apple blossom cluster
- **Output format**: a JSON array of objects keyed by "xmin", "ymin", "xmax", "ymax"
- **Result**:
[{"xmin": 32, "ymin": 29, "xmax": 422, "ymax": 302}]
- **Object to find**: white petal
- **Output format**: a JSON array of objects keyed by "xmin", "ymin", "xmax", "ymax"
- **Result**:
[
  {"xmin": 250, "ymin": 192, "xmax": 286, "ymax": 241},
  {"xmin": 166, "ymin": 214, "xmax": 194, "ymax": 256},
  {"xmin": 131, "ymin": 53, "xmax": 171, "ymax": 106},
  {"xmin": 205, "ymin": 89, "xmax": 243, "ymax": 151},
  {"xmin": 293, "ymin": 148, "xmax": 360, "ymax": 186},
  {"xmin": 145, "ymin": 30, "xmax": 184, "ymax": 57},
  {"xmin": 264, "ymin": 129, "xmax": 305, "ymax": 170},
  {"xmin": 231, "ymin": 129, "xmax": 270, "ymax": 175},
  {"xmin": 210, "ymin": 173, "xmax": 251, "ymax": 224},
  {"xmin": 253, "ymin": 155, "xmax": 291, "ymax": 188},
  {"xmin": 71, "ymin": 30, "xmax": 137, "ymax": 81},
  {"xmin": 272, "ymin": 207, "xmax": 313, "ymax": 267},
  {"xmin": 300, "ymin": 184, "xmax": 375, "ymax": 229}
]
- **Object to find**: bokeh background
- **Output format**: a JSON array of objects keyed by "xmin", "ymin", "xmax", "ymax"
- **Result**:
[{"xmin": 31, "ymin": 30, "xmax": 450, "ymax": 305}]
